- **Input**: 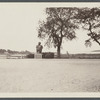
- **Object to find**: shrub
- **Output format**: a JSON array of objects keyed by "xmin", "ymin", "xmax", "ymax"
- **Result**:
[
  {"xmin": 26, "ymin": 54, "xmax": 34, "ymax": 58},
  {"xmin": 42, "ymin": 52, "xmax": 54, "ymax": 58}
]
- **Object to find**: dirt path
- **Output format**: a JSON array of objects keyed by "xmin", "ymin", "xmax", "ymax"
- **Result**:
[{"xmin": 0, "ymin": 59, "xmax": 100, "ymax": 92}]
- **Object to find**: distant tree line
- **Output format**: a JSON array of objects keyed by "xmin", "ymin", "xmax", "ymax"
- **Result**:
[{"xmin": 0, "ymin": 49, "xmax": 31, "ymax": 54}]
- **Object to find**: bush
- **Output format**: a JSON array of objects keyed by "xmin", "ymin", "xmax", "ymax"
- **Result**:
[
  {"xmin": 42, "ymin": 52, "xmax": 54, "ymax": 58},
  {"xmin": 26, "ymin": 54, "xmax": 34, "ymax": 58}
]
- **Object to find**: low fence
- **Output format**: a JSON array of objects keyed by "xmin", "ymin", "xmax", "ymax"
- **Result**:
[{"xmin": 0, "ymin": 54, "xmax": 26, "ymax": 59}]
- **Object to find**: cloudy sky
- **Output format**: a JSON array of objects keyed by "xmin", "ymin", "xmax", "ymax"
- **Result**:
[{"xmin": 0, "ymin": 3, "xmax": 100, "ymax": 54}]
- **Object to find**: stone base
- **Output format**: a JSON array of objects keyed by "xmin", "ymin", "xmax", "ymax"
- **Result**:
[{"xmin": 34, "ymin": 53, "xmax": 42, "ymax": 59}]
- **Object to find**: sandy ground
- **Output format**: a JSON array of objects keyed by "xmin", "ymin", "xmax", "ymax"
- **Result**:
[{"xmin": 0, "ymin": 59, "xmax": 100, "ymax": 92}]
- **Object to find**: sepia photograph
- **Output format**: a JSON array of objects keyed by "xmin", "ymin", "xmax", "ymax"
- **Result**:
[{"xmin": 0, "ymin": 2, "xmax": 100, "ymax": 97}]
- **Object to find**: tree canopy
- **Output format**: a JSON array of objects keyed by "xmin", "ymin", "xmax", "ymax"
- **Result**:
[
  {"xmin": 38, "ymin": 7, "xmax": 100, "ymax": 57},
  {"xmin": 77, "ymin": 7, "xmax": 100, "ymax": 46},
  {"xmin": 38, "ymin": 8, "xmax": 79, "ymax": 57}
]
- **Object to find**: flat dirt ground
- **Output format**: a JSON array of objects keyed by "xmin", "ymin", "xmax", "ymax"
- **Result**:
[{"xmin": 0, "ymin": 59, "xmax": 100, "ymax": 92}]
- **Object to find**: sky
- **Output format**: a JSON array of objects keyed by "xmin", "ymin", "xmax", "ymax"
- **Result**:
[{"xmin": 0, "ymin": 3, "xmax": 100, "ymax": 54}]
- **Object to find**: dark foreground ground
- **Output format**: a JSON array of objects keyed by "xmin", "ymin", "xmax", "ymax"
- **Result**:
[{"xmin": 0, "ymin": 59, "xmax": 100, "ymax": 92}]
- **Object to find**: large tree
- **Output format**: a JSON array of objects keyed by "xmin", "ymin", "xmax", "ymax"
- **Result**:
[
  {"xmin": 77, "ymin": 7, "xmax": 100, "ymax": 47},
  {"xmin": 38, "ymin": 8, "xmax": 79, "ymax": 57}
]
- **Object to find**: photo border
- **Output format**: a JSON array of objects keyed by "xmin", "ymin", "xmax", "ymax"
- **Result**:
[{"xmin": 0, "ymin": 1, "xmax": 100, "ymax": 99}]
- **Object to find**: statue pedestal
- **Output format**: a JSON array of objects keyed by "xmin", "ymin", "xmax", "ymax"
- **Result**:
[{"xmin": 34, "ymin": 53, "xmax": 42, "ymax": 59}]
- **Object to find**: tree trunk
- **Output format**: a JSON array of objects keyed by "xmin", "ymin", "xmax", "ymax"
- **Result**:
[{"xmin": 57, "ymin": 45, "xmax": 61, "ymax": 58}]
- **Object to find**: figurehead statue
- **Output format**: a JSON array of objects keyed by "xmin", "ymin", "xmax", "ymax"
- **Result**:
[{"xmin": 36, "ymin": 42, "xmax": 43, "ymax": 53}]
